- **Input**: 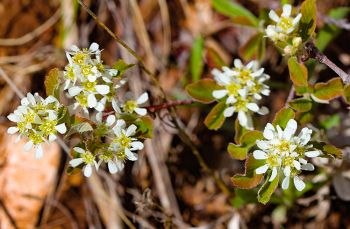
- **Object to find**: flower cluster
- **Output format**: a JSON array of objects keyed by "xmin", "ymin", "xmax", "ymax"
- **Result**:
[
  {"xmin": 69, "ymin": 114, "xmax": 144, "ymax": 177},
  {"xmin": 64, "ymin": 43, "xmax": 123, "ymax": 115},
  {"xmin": 7, "ymin": 93, "xmax": 67, "ymax": 158},
  {"xmin": 253, "ymin": 119, "xmax": 321, "ymax": 191},
  {"xmin": 265, "ymin": 4, "xmax": 302, "ymax": 56},
  {"xmin": 212, "ymin": 59, "xmax": 270, "ymax": 130}
]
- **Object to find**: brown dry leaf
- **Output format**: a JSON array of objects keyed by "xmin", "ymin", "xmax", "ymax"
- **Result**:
[{"xmin": 0, "ymin": 125, "xmax": 60, "ymax": 229}]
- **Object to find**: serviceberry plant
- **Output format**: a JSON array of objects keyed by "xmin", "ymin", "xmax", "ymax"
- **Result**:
[{"xmin": 187, "ymin": 0, "xmax": 345, "ymax": 204}]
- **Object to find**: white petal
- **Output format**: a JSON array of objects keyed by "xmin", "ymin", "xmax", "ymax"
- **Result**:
[
  {"xmin": 282, "ymin": 176, "xmax": 290, "ymax": 189},
  {"xmin": 293, "ymin": 176, "xmax": 305, "ymax": 191},
  {"xmin": 24, "ymin": 140, "xmax": 34, "ymax": 151},
  {"xmin": 305, "ymin": 150, "xmax": 320, "ymax": 158},
  {"xmin": 284, "ymin": 166, "xmax": 291, "ymax": 177},
  {"xmin": 269, "ymin": 10, "xmax": 280, "ymax": 23},
  {"xmin": 283, "ymin": 119, "xmax": 297, "ymax": 140},
  {"xmin": 83, "ymin": 164, "xmax": 93, "ymax": 177},
  {"xmin": 251, "ymin": 68, "xmax": 264, "ymax": 77},
  {"xmin": 49, "ymin": 134, "xmax": 57, "ymax": 142},
  {"xmin": 69, "ymin": 158, "xmax": 84, "ymax": 167},
  {"xmin": 282, "ymin": 4, "xmax": 292, "ymax": 17},
  {"xmin": 89, "ymin": 42, "xmax": 99, "ymax": 52},
  {"xmin": 136, "ymin": 92, "xmax": 149, "ymax": 104},
  {"xmin": 116, "ymin": 160, "xmax": 125, "ymax": 171},
  {"xmin": 116, "ymin": 119, "xmax": 126, "ymax": 128},
  {"xmin": 125, "ymin": 148, "xmax": 138, "ymax": 161},
  {"xmin": 233, "ymin": 59, "xmax": 243, "ymax": 68},
  {"xmin": 106, "ymin": 115, "xmax": 116, "ymax": 126},
  {"xmin": 223, "ymin": 107, "xmax": 235, "ymax": 117},
  {"xmin": 293, "ymin": 160, "xmax": 301, "ymax": 170},
  {"xmin": 134, "ymin": 108, "xmax": 147, "ymax": 116},
  {"xmin": 108, "ymin": 160, "xmax": 118, "ymax": 174},
  {"xmin": 212, "ymin": 90, "xmax": 228, "ymax": 99},
  {"xmin": 45, "ymin": 96, "xmax": 57, "ymax": 104},
  {"xmin": 301, "ymin": 163, "xmax": 314, "ymax": 171},
  {"xmin": 96, "ymin": 112, "xmax": 103, "ymax": 123},
  {"xmin": 256, "ymin": 164, "xmax": 269, "ymax": 174},
  {"xmin": 35, "ymin": 145, "xmax": 44, "ymax": 159},
  {"xmin": 95, "ymin": 85, "xmax": 110, "ymax": 95},
  {"xmin": 55, "ymin": 123, "xmax": 67, "ymax": 134},
  {"xmin": 73, "ymin": 147, "xmax": 86, "ymax": 154},
  {"xmin": 7, "ymin": 114, "xmax": 21, "ymax": 122},
  {"xmin": 70, "ymin": 45, "xmax": 80, "ymax": 52},
  {"xmin": 253, "ymin": 150, "xmax": 268, "ymax": 160},
  {"xmin": 238, "ymin": 111, "xmax": 248, "ymax": 128},
  {"xmin": 293, "ymin": 13, "xmax": 302, "ymax": 25},
  {"xmin": 246, "ymin": 103, "xmax": 259, "ymax": 112},
  {"xmin": 88, "ymin": 74, "xmax": 97, "ymax": 82},
  {"xmin": 87, "ymin": 94, "xmax": 97, "ymax": 108},
  {"xmin": 21, "ymin": 97, "xmax": 29, "ymax": 106},
  {"xmin": 68, "ymin": 86, "xmax": 83, "ymax": 96},
  {"xmin": 256, "ymin": 140, "xmax": 269, "ymax": 150},
  {"xmin": 131, "ymin": 141, "xmax": 144, "ymax": 150},
  {"xmin": 7, "ymin": 127, "xmax": 19, "ymax": 134},
  {"xmin": 258, "ymin": 106, "xmax": 269, "ymax": 115},
  {"xmin": 126, "ymin": 124, "xmax": 137, "ymax": 136},
  {"xmin": 269, "ymin": 167, "xmax": 278, "ymax": 182},
  {"xmin": 112, "ymin": 99, "xmax": 121, "ymax": 113},
  {"xmin": 95, "ymin": 102, "xmax": 105, "ymax": 112},
  {"xmin": 226, "ymin": 95, "xmax": 237, "ymax": 104}
]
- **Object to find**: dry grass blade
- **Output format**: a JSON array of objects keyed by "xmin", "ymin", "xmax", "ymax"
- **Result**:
[{"xmin": 0, "ymin": 9, "xmax": 61, "ymax": 46}]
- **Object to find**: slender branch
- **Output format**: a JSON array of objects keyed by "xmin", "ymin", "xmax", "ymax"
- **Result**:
[
  {"xmin": 77, "ymin": 0, "xmax": 231, "ymax": 195},
  {"xmin": 304, "ymin": 42, "xmax": 350, "ymax": 84},
  {"xmin": 146, "ymin": 99, "xmax": 195, "ymax": 113}
]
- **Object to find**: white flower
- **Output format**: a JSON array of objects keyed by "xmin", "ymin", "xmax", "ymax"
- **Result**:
[
  {"xmin": 122, "ymin": 92, "xmax": 149, "ymax": 116},
  {"xmin": 7, "ymin": 93, "xmax": 67, "ymax": 159},
  {"xmin": 253, "ymin": 119, "xmax": 321, "ymax": 191},
  {"xmin": 69, "ymin": 147, "xmax": 100, "ymax": 177},
  {"xmin": 268, "ymin": 4, "xmax": 302, "ymax": 35},
  {"xmin": 212, "ymin": 59, "xmax": 270, "ymax": 129},
  {"xmin": 111, "ymin": 119, "xmax": 144, "ymax": 161}
]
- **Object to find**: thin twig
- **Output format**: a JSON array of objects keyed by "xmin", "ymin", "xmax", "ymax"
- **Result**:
[
  {"xmin": 0, "ymin": 9, "xmax": 61, "ymax": 46},
  {"xmin": 77, "ymin": 0, "xmax": 231, "ymax": 196},
  {"xmin": 304, "ymin": 42, "xmax": 350, "ymax": 84},
  {"xmin": 146, "ymin": 99, "xmax": 195, "ymax": 113}
]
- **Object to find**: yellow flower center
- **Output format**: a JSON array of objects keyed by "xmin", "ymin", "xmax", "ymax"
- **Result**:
[
  {"xmin": 72, "ymin": 52, "xmax": 88, "ymax": 64},
  {"xmin": 115, "ymin": 133, "xmax": 132, "ymax": 149},
  {"xmin": 29, "ymin": 132, "xmax": 44, "ymax": 145},
  {"xmin": 76, "ymin": 94, "xmax": 88, "ymax": 107},
  {"xmin": 278, "ymin": 17, "xmax": 294, "ymax": 32},
  {"xmin": 123, "ymin": 100, "xmax": 137, "ymax": 113},
  {"xmin": 238, "ymin": 70, "xmax": 252, "ymax": 83},
  {"xmin": 225, "ymin": 83, "xmax": 240, "ymax": 96},
  {"xmin": 82, "ymin": 151, "xmax": 95, "ymax": 164},
  {"xmin": 39, "ymin": 120, "xmax": 57, "ymax": 136},
  {"xmin": 267, "ymin": 154, "xmax": 280, "ymax": 167},
  {"xmin": 82, "ymin": 81, "xmax": 96, "ymax": 92}
]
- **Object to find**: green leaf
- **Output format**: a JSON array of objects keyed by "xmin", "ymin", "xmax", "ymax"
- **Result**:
[
  {"xmin": 319, "ymin": 114, "xmax": 340, "ymax": 130},
  {"xmin": 288, "ymin": 98, "xmax": 312, "ymax": 112},
  {"xmin": 343, "ymin": 84, "xmax": 350, "ymax": 104},
  {"xmin": 231, "ymin": 189, "xmax": 258, "ymax": 208},
  {"xmin": 190, "ymin": 36, "xmax": 205, "ymax": 82},
  {"xmin": 312, "ymin": 77, "xmax": 343, "ymax": 101},
  {"xmin": 185, "ymin": 79, "xmax": 222, "ymax": 104},
  {"xmin": 206, "ymin": 47, "xmax": 226, "ymax": 69},
  {"xmin": 211, "ymin": 0, "xmax": 259, "ymax": 27},
  {"xmin": 297, "ymin": 111, "xmax": 314, "ymax": 125},
  {"xmin": 316, "ymin": 7, "xmax": 350, "ymax": 51},
  {"xmin": 312, "ymin": 142, "xmax": 342, "ymax": 159},
  {"xmin": 65, "ymin": 122, "xmax": 93, "ymax": 138},
  {"xmin": 257, "ymin": 173, "xmax": 280, "ymax": 204},
  {"xmin": 239, "ymin": 33, "xmax": 263, "ymax": 61},
  {"xmin": 234, "ymin": 119, "xmax": 249, "ymax": 143},
  {"xmin": 272, "ymin": 107, "xmax": 295, "ymax": 128},
  {"xmin": 134, "ymin": 116, "xmax": 153, "ymax": 139},
  {"xmin": 204, "ymin": 101, "xmax": 226, "ymax": 130},
  {"xmin": 45, "ymin": 68, "xmax": 61, "ymax": 98},
  {"xmin": 57, "ymin": 106, "xmax": 70, "ymax": 128},
  {"xmin": 299, "ymin": 0, "xmax": 317, "ymax": 41},
  {"xmin": 228, "ymin": 130, "xmax": 263, "ymax": 160},
  {"xmin": 112, "ymin": 59, "xmax": 135, "ymax": 77},
  {"xmin": 288, "ymin": 57, "xmax": 308, "ymax": 87},
  {"xmin": 231, "ymin": 155, "xmax": 265, "ymax": 189}
]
